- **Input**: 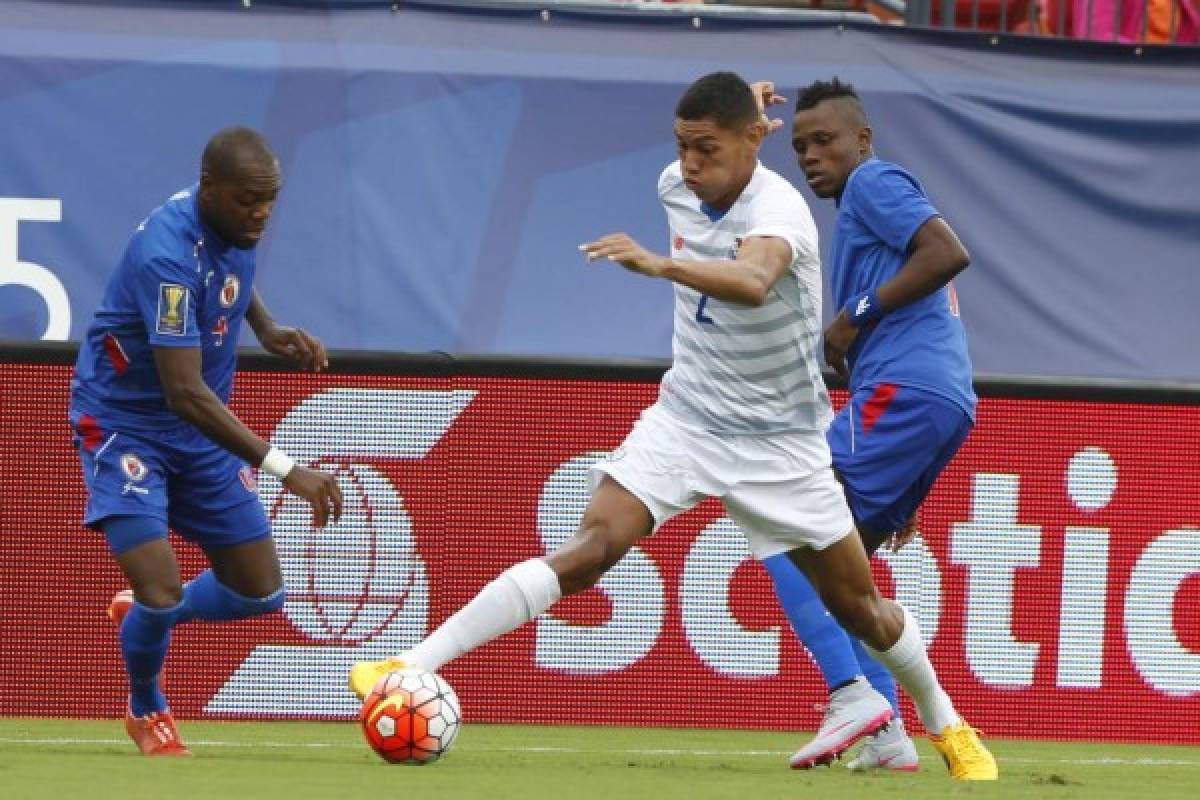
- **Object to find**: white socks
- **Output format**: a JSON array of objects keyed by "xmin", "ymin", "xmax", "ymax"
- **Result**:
[
  {"xmin": 864, "ymin": 604, "xmax": 959, "ymax": 735},
  {"xmin": 407, "ymin": 558, "xmax": 562, "ymax": 672}
]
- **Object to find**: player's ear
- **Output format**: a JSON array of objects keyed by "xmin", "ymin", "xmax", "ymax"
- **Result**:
[
  {"xmin": 746, "ymin": 118, "xmax": 767, "ymax": 147},
  {"xmin": 857, "ymin": 125, "xmax": 873, "ymax": 158}
]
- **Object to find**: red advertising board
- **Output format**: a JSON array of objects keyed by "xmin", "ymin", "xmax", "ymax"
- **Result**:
[{"xmin": 1, "ymin": 363, "xmax": 1198, "ymax": 744}]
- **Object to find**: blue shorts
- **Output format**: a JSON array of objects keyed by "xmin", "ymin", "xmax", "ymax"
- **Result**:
[
  {"xmin": 826, "ymin": 384, "xmax": 972, "ymax": 553},
  {"xmin": 71, "ymin": 410, "xmax": 271, "ymax": 553}
]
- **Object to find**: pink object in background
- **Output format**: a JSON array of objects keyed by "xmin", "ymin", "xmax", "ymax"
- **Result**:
[{"xmin": 1071, "ymin": 0, "xmax": 1198, "ymax": 43}]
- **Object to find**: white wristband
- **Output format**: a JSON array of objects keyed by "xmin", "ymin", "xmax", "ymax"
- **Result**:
[{"xmin": 260, "ymin": 447, "xmax": 296, "ymax": 480}]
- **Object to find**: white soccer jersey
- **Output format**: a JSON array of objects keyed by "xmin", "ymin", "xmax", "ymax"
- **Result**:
[{"xmin": 656, "ymin": 161, "xmax": 832, "ymax": 435}]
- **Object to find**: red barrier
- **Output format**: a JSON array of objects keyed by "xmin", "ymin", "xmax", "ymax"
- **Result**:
[{"xmin": 1, "ymin": 364, "xmax": 1198, "ymax": 743}]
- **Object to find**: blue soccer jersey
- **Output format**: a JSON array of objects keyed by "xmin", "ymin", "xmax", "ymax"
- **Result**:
[
  {"xmin": 71, "ymin": 185, "xmax": 255, "ymax": 431},
  {"xmin": 830, "ymin": 159, "xmax": 975, "ymax": 417}
]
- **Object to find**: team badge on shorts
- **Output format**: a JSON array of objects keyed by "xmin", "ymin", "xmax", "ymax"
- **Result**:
[
  {"xmin": 156, "ymin": 282, "xmax": 189, "ymax": 335},
  {"xmin": 120, "ymin": 453, "xmax": 148, "ymax": 482},
  {"xmin": 220, "ymin": 274, "xmax": 240, "ymax": 308},
  {"xmin": 239, "ymin": 465, "xmax": 258, "ymax": 492}
]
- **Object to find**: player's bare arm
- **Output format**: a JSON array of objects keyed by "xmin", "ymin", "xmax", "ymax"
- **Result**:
[
  {"xmin": 824, "ymin": 217, "xmax": 969, "ymax": 376},
  {"xmin": 579, "ymin": 232, "xmax": 792, "ymax": 307},
  {"xmin": 151, "ymin": 346, "xmax": 343, "ymax": 526},
  {"xmin": 247, "ymin": 288, "xmax": 328, "ymax": 372}
]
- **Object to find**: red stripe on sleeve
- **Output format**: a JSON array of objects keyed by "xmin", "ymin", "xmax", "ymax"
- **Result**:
[{"xmin": 103, "ymin": 333, "xmax": 130, "ymax": 375}]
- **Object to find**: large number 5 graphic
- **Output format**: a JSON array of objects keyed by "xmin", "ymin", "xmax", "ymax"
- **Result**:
[{"xmin": 0, "ymin": 198, "xmax": 69, "ymax": 339}]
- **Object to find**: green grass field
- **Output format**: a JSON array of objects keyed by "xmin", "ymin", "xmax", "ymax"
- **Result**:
[{"xmin": 4, "ymin": 718, "xmax": 1198, "ymax": 800}]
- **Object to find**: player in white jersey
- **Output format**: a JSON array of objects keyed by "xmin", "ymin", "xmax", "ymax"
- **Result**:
[{"xmin": 348, "ymin": 72, "xmax": 994, "ymax": 779}]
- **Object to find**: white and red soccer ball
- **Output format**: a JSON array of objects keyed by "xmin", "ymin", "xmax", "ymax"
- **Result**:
[{"xmin": 360, "ymin": 668, "xmax": 462, "ymax": 764}]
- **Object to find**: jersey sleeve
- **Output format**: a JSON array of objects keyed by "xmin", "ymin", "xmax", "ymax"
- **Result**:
[
  {"xmin": 132, "ymin": 255, "xmax": 202, "ymax": 347},
  {"xmin": 744, "ymin": 183, "xmax": 819, "ymax": 266},
  {"xmin": 845, "ymin": 164, "xmax": 939, "ymax": 253}
]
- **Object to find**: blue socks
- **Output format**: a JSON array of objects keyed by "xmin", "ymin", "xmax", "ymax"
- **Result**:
[
  {"xmin": 118, "ymin": 570, "xmax": 285, "ymax": 715},
  {"xmin": 763, "ymin": 554, "xmax": 900, "ymax": 712},
  {"xmin": 120, "ymin": 600, "xmax": 183, "ymax": 716},
  {"xmin": 179, "ymin": 569, "xmax": 286, "ymax": 623},
  {"xmin": 764, "ymin": 554, "xmax": 861, "ymax": 690}
]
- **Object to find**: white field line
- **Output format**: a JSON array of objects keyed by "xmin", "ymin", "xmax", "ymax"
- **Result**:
[{"xmin": 1, "ymin": 737, "xmax": 1198, "ymax": 766}]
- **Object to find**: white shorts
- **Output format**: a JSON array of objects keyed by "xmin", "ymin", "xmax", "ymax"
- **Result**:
[{"xmin": 590, "ymin": 404, "xmax": 855, "ymax": 559}]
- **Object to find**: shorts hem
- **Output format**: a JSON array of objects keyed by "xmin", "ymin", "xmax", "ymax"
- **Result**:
[{"xmin": 590, "ymin": 462, "xmax": 670, "ymax": 531}]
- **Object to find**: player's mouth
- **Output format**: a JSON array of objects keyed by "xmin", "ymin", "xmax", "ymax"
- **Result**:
[
  {"xmin": 684, "ymin": 177, "xmax": 702, "ymax": 192},
  {"xmin": 805, "ymin": 172, "xmax": 825, "ymax": 190}
]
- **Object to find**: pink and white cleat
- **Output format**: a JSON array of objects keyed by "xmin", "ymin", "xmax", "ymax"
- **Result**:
[
  {"xmin": 846, "ymin": 718, "xmax": 920, "ymax": 772},
  {"xmin": 790, "ymin": 678, "xmax": 894, "ymax": 769}
]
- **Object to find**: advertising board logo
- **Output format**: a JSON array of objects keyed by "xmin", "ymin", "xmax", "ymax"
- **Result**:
[{"xmin": 206, "ymin": 387, "xmax": 476, "ymax": 716}]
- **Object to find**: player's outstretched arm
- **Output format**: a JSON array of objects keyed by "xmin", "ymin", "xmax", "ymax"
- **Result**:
[
  {"xmin": 152, "ymin": 346, "xmax": 343, "ymax": 526},
  {"xmin": 579, "ymin": 233, "xmax": 791, "ymax": 306},
  {"xmin": 247, "ymin": 288, "xmax": 328, "ymax": 372}
]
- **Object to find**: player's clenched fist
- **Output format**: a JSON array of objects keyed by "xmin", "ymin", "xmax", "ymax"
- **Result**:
[{"xmin": 283, "ymin": 466, "xmax": 344, "ymax": 527}]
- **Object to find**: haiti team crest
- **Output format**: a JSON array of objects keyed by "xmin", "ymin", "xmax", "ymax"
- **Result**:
[
  {"xmin": 120, "ymin": 453, "xmax": 147, "ymax": 482},
  {"xmin": 220, "ymin": 275, "xmax": 240, "ymax": 308}
]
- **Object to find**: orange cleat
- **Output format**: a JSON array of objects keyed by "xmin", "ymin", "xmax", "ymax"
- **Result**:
[
  {"xmin": 107, "ymin": 589, "xmax": 134, "ymax": 625},
  {"xmin": 124, "ymin": 706, "xmax": 192, "ymax": 757}
]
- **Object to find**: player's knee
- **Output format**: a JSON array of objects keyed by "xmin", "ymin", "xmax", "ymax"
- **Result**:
[
  {"xmin": 821, "ymin": 590, "xmax": 882, "ymax": 642},
  {"xmin": 136, "ymin": 583, "xmax": 184, "ymax": 609},
  {"xmin": 553, "ymin": 523, "xmax": 625, "ymax": 596}
]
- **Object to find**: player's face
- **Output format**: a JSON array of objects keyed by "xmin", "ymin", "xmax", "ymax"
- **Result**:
[
  {"xmin": 791, "ymin": 100, "xmax": 871, "ymax": 199},
  {"xmin": 674, "ymin": 117, "xmax": 762, "ymax": 209},
  {"xmin": 199, "ymin": 159, "xmax": 282, "ymax": 250}
]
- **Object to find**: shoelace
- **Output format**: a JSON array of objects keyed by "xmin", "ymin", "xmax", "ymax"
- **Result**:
[
  {"xmin": 944, "ymin": 727, "xmax": 989, "ymax": 769},
  {"xmin": 810, "ymin": 701, "xmax": 842, "ymax": 731}
]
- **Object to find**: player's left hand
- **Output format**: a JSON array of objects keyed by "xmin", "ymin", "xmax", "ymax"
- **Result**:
[
  {"xmin": 823, "ymin": 311, "xmax": 859, "ymax": 378},
  {"xmin": 258, "ymin": 324, "xmax": 329, "ymax": 372},
  {"xmin": 579, "ymin": 234, "xmax": 669, "ymax": 278},
  {"xmin": 749, "ymin": 81, "xmax": 788, "ymax": 134}
]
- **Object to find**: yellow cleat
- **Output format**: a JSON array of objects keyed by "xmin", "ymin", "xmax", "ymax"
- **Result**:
[
  {"xmin": 348, "ymin": 657, "xmax": 410, "ymax": 702},
  {"xmin": 930, "ymin": 721, "xmax": 998, "ymax": 780}
]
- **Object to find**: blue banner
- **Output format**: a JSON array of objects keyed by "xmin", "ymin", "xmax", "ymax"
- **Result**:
[{"xmin": 1, "ymin": 1, "xmax": 1197, "ymax": 380}]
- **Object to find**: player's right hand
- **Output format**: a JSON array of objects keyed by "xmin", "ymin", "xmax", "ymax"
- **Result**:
[
  {"xmin": 822, "ymin": 310, "xmax": 858, "ymax": 379},
  {"xmin": 283, "ymin": 466, "xmax": 344, "ymax": 528},
  {"xmin": 886, "ymin": 510, "xmax": 922, "ymax": 552}
]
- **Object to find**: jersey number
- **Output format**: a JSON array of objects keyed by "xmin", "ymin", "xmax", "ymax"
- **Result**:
[{"xmin": 695, "ymin": 295, "xmax": 714, "ymax": 325}]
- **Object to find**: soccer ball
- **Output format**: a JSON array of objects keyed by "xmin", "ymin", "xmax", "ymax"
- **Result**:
[{"xmin": 360, "ymin": 668, "xmax": 462, "ymax": 764}]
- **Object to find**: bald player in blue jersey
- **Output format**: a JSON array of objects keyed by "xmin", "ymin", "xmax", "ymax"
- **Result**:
[
  {"xmin": 747, "ymin": 79, "xmax": 992, "ymax": 778},
  {"xmin": 70, "ymin": 127, "xmax": 343, "ymax": 756}
]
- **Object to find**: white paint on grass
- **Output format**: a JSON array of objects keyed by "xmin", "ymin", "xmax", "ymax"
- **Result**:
[{"xmin": 1, "ymin": 737, "xmax": 1198, "ymax": 766}]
